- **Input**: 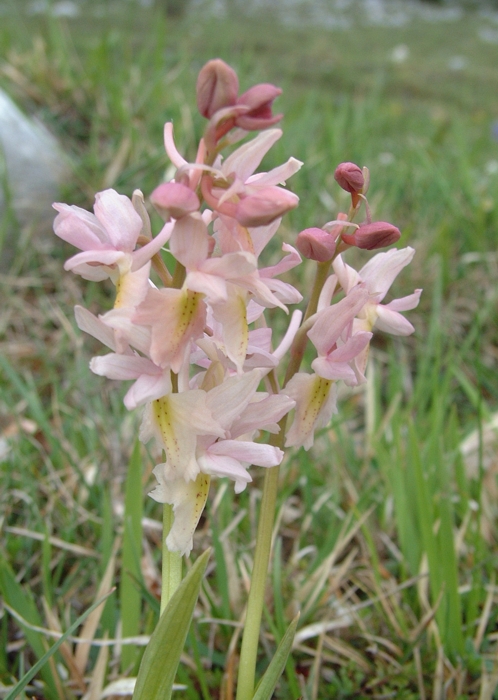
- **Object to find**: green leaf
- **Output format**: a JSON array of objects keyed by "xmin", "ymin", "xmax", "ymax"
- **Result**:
[
  {"xmin": 120, "ymin": 440, "xmax": 144, "ymax": 672},
  {"xmin": 252, "ymin": 613, "xmax": 299, "ymax": 700},
  {"xmin": 132, "ymin": 548, "xmax": 211, "ymax": 700},
  {"xmin": 3, "ymin": 589, "xmax": 115, "ymax": 700},
  {"xmin": 0, "ymin": 557, "xmax": 59, "ymax": 700}
]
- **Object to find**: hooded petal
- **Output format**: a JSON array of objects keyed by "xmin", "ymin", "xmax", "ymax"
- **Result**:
[{"xmin": 93, "ymin": 189, "xmax": 143, "ymax": 252}]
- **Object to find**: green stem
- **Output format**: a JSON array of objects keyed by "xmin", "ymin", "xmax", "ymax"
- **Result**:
[
  {"xmin": 161, "ymin": 503, "xmax": 182, "ymax": 614},
  {"xmin": 235, "ymin": 255, "xmax": 339, "ymax": 698},
  {"xmin": 235, "ymin": 448, "xmax": 284, "ymax": 700}
]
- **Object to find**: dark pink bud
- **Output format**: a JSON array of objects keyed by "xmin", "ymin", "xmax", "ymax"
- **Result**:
[
  {"xmin": 235, "ymin": 187, "xmax": 298, "ymax": 227},
  {"xmin": 150, "ymin": 182, "xmax": 200, "ymax": 220},
  {"xmin": 341, "ymin": 221, "xmax": 401, "ymax": 250},
  {"xmin": 296, "ymin": 227, "xmax": 336, "ymax": 262},
  {"xmin": 334, "ymin": 162, "xmax": 364, "ymax": 194},
  {"xmin": 196, "ymin": 59, "xmax": 239, "ymax": 119},
  {"xmin": 235, "ymin": 83, "xmax": 283, "ymax": 131}
]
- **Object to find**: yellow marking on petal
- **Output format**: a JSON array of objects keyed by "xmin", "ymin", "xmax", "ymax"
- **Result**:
[
  {"xmin": 235, "ymin": 294, "xmax": 249, "ymax": 366},
  {"xmin": 300, "ymin": 376, "xmax": 332, "ymax": 435},
  {"xmin": 173, "ymin": 289, "xmax": 203, "ymax": 342},
  {"xmin": 114, "ymin": 274, "xmax": 126, "ymax": 309},
  {"xmin": 153, "ymin": 396, "xmax": 181, "ymax": 467},
  {"xmin": 192, "ymin": 473, "xmax": 210, "ymax": 523},
  {"xmin": 240, "ymin": 226, "xmax": 255, "ymax": 254}
]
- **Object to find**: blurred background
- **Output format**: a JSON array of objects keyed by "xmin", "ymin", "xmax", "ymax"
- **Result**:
[{"xmin": 1, "ymin": 1, "xmax": 498, "ymax": 698}]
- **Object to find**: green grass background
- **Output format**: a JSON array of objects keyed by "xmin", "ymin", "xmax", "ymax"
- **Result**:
[{"xmin": 1, "ymin": 1, "xmax": 498, "ymax": 698}]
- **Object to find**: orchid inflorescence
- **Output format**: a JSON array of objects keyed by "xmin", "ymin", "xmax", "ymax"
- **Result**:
[{"xmin": 53, "ymin": 58, "xmax": 421, "ymax": 561}]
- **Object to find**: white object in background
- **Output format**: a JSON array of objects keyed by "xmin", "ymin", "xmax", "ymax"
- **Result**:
[{"xmin": 0, "ymin": 87, "xmax": 69, "ymax": 269}]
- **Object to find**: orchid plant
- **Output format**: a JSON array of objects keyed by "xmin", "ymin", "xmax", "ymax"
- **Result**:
[{"xmin": 53, "ymin": 59, "xmax": 421, "ymax": 699}]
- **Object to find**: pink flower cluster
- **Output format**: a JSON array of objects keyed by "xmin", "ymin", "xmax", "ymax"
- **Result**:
[{"xmin": 53, "ymin": 59, "xmax": 421, "ymax": 555}]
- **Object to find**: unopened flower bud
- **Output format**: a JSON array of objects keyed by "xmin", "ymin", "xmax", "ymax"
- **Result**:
[
  {"xmin": 235, "ymin": 187, "xmax": 298, "ymax": 227},
  {"xmin": 296, "ymin": 227, "xmax": 336, "ymax": 262},
  {"xmin": 334, "ymin": 162, "xmax": 364, "ymax": 194},
  {"xmin": 196, "ymin": 59, "xmax": 239, "ymax": 119},
  {"xmin": 341, "ymin": 221, "xmax": 401, "ymax": 250},
  {"xmin": 150, "ymin": 182, "xmax": 200, "ymax": 220},
  {"xmin": 235, "ymin": 84, "xmax": 283, "ymax": 131}
]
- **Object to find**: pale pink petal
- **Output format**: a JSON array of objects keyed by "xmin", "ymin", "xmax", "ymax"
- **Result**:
[
  {"xmin": 64, "ymin": 249, "xmax": 125, "ymax": 271},
  {"xmin": 197, "ymin": 453, "xmax": 251, "ymax": 494},
  {"xmin": 260, "ymin": 243, "xmax": 302, "ymax": 278},
  {"xmin": 310, "ymin": 357, "xmax": 357, "ymax": 383},
  {"xmin": 123, "ymin": 372, "xmax": 172, "ymax": 409},
  {"xmin": 201, "ymin": 250, "xmax": 257, "ymax": 279},
  {"xmin": 149, "ymin": 392, "xmax": 224, "ymax": 482},
  {"xmin": 164, "ymin": 122, "xmax": 188, "ymax": 169},
  {"xmin": 94, "ymin": 189, "xmax": 143, "ymax": 251},
  {"xmin": 308, "ymin": 286, "xmax": 369, "ymax": 355},
  {"xmin": 185, "ymin": 270, "xmax": 228, "ymax": 303},
  {"xmin": 261, "ymin": 278, "xmax": 302, "ymax": 305},
  {"xmin": 246, "ymin": 157, "xmax": 303, "ymax": 187},
  {"xmin": 206, "ymin": 370, "xmax": 262, "ymax": 429},
  {"xmin": 384, "ymin": 289, "xmax": 422, "ymax": 312},
  {"xmin": 222, "ymin": 129, "xmax": 282, "ymax": 182},
  {"xmin": 113, "ymin": 263, "xmax": 151, "ymax": 309},
  {"xmin": 209, "ymin": 439, "xmax": 283, "ymax": 467},
  {"xmin": 100, "ymin": 308, "xmax": 152, "ymax": 355},
  {"xmin": 332, "ymin": 255, "xmax": 361, "ymax": 294},
  {"xmin": 284, "ymin": 374, "xmax": 338, "ymax": 451},
  {"xmin": 211, "ymin": 288, "xmax": 248, "ymax": 372},
  {"xmin": 150, "ymin": 470, "xmax": 210, "ymax": 556},
  {"xmin": 169, "ymin": 214, "xmax": 209, "ymax": 269},
  {"xmin": 74, "ymin": 306, "xmax": 116, "ymax": 351},
  {"xmin": 236, "ymin": 274, "xmax": 288, "ymax": 311},
  {"xmin": 329, "ymin": 331, "xmax": 372, "ymax": 362},
  {"xmin": 53, "ymin": 203, "xmax": 107, "ymax": 249},
  {"xmin": 375, "ymin": 307, "xmax": 416, "ymax": 336},
  {"xmin": 358, "ymin": 247, "xmax": 415, "ymax": 300},
  {"xmin": 317, "ymin": 274, "xmax": 338, "ymax": 312},
  {"xmin": 134, "ymin": 288, "xmax": 207, "ymax": 372},
  {"xmin": 90, "ymin": 353, "xmax": 156, "ymax": 380},
  {"xmin": 249, "ymin": 219, "xmax": 281, "ymax": 257},
  {"xmin": 273, "ymin": 310, "xmax": 302, "ymax": 361},
  {"xmin": 67, "ymin": 263, "xmax": 110, "ymax": 281},
  {"xmin": 231, "ymin": 394, "xmax": 295, "ymax": 437},
  {"xmin": 130, "ymin": 222, "xmax": 174, "ymax": 271}
]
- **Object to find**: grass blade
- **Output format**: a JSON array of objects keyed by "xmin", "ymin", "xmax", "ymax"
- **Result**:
[
  {"xmin": 4, "ymin": 589, "xmax": 115, "ymax": 700},
  {"xmin": 120, "ymin": 440, "xmax": 144, "ymax": 672}
]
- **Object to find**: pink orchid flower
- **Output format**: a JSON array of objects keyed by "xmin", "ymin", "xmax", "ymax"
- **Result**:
[
  {"xmin": 307, "ymin": 285, "xmax": 372, "ymax": 385},
  {"xmin": 53, "ymin": 189, "xmax": 172, "ymax": 283},
  {"xmin": 333, "ymin": 247, "xmax": 422, "ymax": 335},
  {"xmin": 144, "ymin": 370, "xmax": 294, "ymax": 554},
  {"xmin": 74, "ymin": 306, "xmax": 172, "ymax": 409},
  {"xmin": 201, "ymin": 128, "xmax": 302, "ymax": 227}
]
